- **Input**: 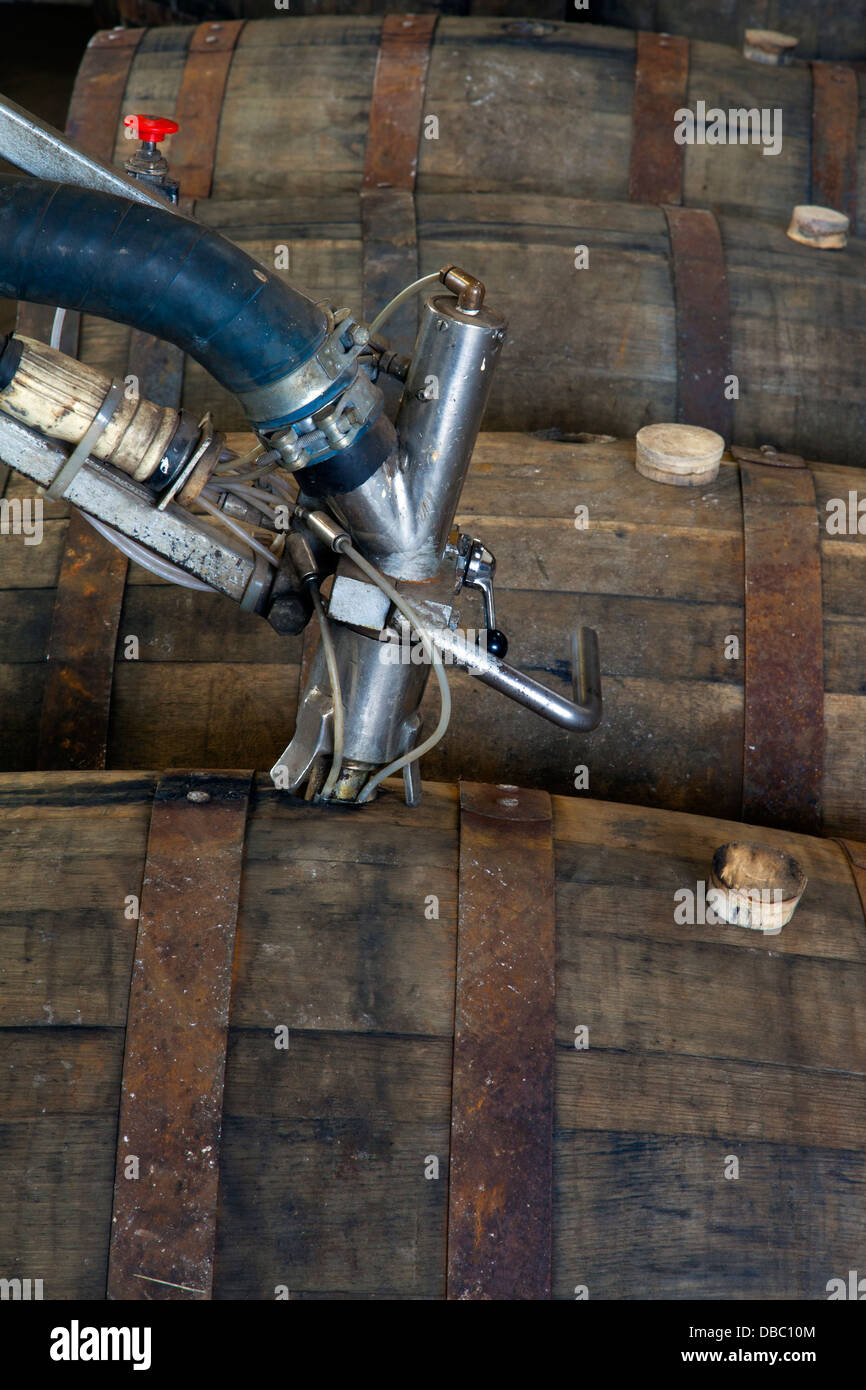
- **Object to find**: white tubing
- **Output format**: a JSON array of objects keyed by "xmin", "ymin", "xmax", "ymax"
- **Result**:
[
  {"xmin": 49, "ymin": 307, "xmax": 67, "ymax": 351},
  {"xmin": 215, "ymin": 442, "xmax": 266, "ymax": 474},
  {"xmin": 80, "ymin": 511, "xmax": 217, "ymax": 591},
  {"xmin": 340, "ymin": 541, "xmax": 451, "ymax": 804},
  {"xmin": 309, "ymin": 582, "xmax": 345, "ymax": 801},
  {"xmin": 368, "ymin": 272, "xmax": 441, "ymax": 339},
  {"xmin": 196, "ymin": 492, "xmax": 280, "ymax": 566}
]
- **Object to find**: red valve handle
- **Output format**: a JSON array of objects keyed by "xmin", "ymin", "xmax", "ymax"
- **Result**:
[{"xmin": 123, "ymin": 114, "xmax": 179, "ymax": 143}]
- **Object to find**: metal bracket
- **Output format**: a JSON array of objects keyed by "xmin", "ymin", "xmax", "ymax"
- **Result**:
[{"xmin": 0, "ymin": 92, "xmax": 182, "ymax": 214}]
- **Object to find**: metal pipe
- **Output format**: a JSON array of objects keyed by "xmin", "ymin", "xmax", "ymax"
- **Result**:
[
  {"xmin": 432, "ymin": 625, "xmax": 603, "ymax": 732},
  {"xmin": 316, "ymin": 294, "xmax": 507, "ymax": 580}
]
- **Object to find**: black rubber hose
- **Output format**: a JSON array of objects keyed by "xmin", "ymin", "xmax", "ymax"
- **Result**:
[
  {"xmin": 0, "ymin": 333, "xmax": 22, "ymax": 390},
  {"xmin": 0, "ymin": 177, "xmax": 329, "ymax": 397}
]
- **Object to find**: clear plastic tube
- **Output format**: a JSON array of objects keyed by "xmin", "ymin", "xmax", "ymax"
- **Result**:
[
  {"xmin": 368, "ymin": 272, "xmax": 441, "ymax": 339},
  {"xmin": 266, "ymin": 473, "xmax": 297, "ymax": 502},
  {"xmin": 196, "ymin": 492, "xmax": 280, "ymax": 566},
  {"xmin": 215, "ymin": 464, "xmax": 278, "ymax": 484},
  {"xmin": 80, "ymin": 511, "xmax": 218, "ymax": 592},
  {"xmin": 215, "ymin": 443, "xmax": 267, "ymax": 475},
  {"xmin": 308, "ymin": 582, "xmax": 345, "ymax": 801},
  {"xmin": 338, "ymin": 541, "xmax": 451, "ymax": 804}
]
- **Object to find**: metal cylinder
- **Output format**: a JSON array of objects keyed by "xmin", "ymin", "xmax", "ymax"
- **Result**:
[
  {"xmin": 321, "ymin": 624, "xmax": 427, "ymax": 767},
  {"xmin": 319, "ymin": 294, "xmax": 506, "ymax": 580},
  {"xmin": 396, "ymin": 294, "xmax": 507, "ymax": 573}
]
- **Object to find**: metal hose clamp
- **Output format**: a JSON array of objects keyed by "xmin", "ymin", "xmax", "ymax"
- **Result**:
[{"xmin": 47, "ymin": 377, "xmax": 125, "ymax": 500}]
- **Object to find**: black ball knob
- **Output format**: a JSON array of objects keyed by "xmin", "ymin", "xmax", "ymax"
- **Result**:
[{"xmin": 484, "ymin": 628, "xmax": 508, "ymax": 659}]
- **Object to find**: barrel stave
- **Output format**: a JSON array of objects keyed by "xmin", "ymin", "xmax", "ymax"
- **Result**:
[{"xmin": 2, "ymin": 775, "xmax": 865, "ymax": 1298}]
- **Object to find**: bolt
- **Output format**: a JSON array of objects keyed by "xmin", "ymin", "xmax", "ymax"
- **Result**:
[{"xmin": 187, "ymin": 789, "xmax": 210, "ymax": 803}]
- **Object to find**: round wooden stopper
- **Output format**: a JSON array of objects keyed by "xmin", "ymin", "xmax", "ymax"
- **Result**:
[
  {"xmin": 710, "ymin": 842, "xmax": 807, "ymax": 933},
  {"xmin": 786, "ymin": 205, "xmax": 850, "ymax": 250},
  {"xmin": 743, "ymin": 29, "xmax": 799, "ymax": 65},
  {"xmin": 635, "ymin": 423, "xmax": 725, "ymax": 487}
]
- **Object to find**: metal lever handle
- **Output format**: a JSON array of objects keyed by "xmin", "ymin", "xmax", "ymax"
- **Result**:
[{"xmin": 432, "ymin": 624, "xmax": 602, "ymax": 732}]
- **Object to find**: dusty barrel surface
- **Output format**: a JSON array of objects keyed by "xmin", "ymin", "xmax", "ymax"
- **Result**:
[
  {"xmin": 109, "ymin": 3, "xmax": 866, "ymax": 65},
  {"xmin": 186, "ymin": 194, "xmax": 866, "ymax": 462},
  {"xmin": 588, "ymin": 1, "xmax": 866, "ymax": 63},
  {"xmin": 1, "ymin": 772, "xmax": 865, "ymax": 1299},
  {"xmin": 25, "ymin": 17, "xmax": 865, "ymax": 466},
  {"xmin": 98, "ymin": 15, "xmax": 865, "ymax": 227},
  {"xmin": 1, "ymin": 433, "xmax": 863, "ymax": 840}
]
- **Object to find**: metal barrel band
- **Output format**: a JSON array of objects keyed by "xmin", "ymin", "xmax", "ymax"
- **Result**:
[
  {"xmin": 34, "ymin": 28, "xmax": 146, "ymax": 772},
  {"xmin": 121, "ymin": 17, "xmax": 245, "ymax": 421},
  {"xmin": 107, "ymin": 770, "xmax": 254, "ymax": 1301},
  {"xmin": 810, "ymin": 62, "xmax": 859, "ymax": 221},
  {"xmin": 731, "ymin": 445, "xmax": 805, "ymax": 470},
  {"xmin": 663, "ymin": 205, "xmax": 734, "ymax": 442},
  {"xmin": 47, "ymin": 379, "xmax": 125, "ymax": 500},
  {"xmin": 833, "ymin": 839, "xmax": 866, "ymax": 928},
  {"xmin": 447, "ymin": 782, "xmax": 556, "ymax": 1300},
  {"xmin": 628, "ymin": 32, "xmax": 690, "ymax": 206},
  {"xmin": 361, "ymin": 14, "xmax": 437, "ymax": 332},
  {"xmin": 738, "ymin": 458, "xmax": 824, "ymax": 834},
  {"xmin": 35, "ymin": 24, "xmax": 236, "ymax": 770},
  {"xmin": 168, "ymin": 19, "xmax": 246, "ymax": 202},
  {"xmin": 121, "ymin": 16, "xmax": 239, "ymax": 407}
]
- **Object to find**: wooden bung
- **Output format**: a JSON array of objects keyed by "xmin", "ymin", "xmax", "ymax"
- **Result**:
[
  {"xmin": 1, "ymin": 336, "xmax": 178, "ymax": 484},
  {"xmin": 635, "ymin": 423, "xmax": 725, "ymax": 487},
  {"xmin": 786, "ymin": 205, "xmax": 850, "ymax": 249},
  {"xmin": 743, "ymin": 29, "xmax": 799, "ymax": 65},
  {"xmin": 711, "ymin": 842, "xmax": 808, "ymax": 932}
]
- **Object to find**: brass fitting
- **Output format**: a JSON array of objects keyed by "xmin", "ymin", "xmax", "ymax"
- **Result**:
[{"xmin": 439, "ymin": 265, "xmax": 486, "ymax": 314}]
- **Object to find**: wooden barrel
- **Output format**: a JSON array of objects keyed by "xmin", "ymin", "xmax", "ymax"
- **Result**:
[
  {"xmin": 1, "ymin": 433, "xmax": 863, "ymax": 839},
  {"xmin": 185, "ymin": 194, "xmax": 866, "ymax": 463},
  {"xmin": 2, "ymin": 771, "xmax": 864, "ymax": 1298},
  {"xmin": 44, "ymin": 18, "xmax": 866, "ymax": 467},
  {"xmin": 590, "ymin": 2, "xmax": 866, "ymax": 64},
  {"xmin": 109, "ymin": 3, "xmax": 866, "ymax": 65},
  {"xmin": 107, "ymin": 18, "xmax": 865, "ymax": 235}
]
